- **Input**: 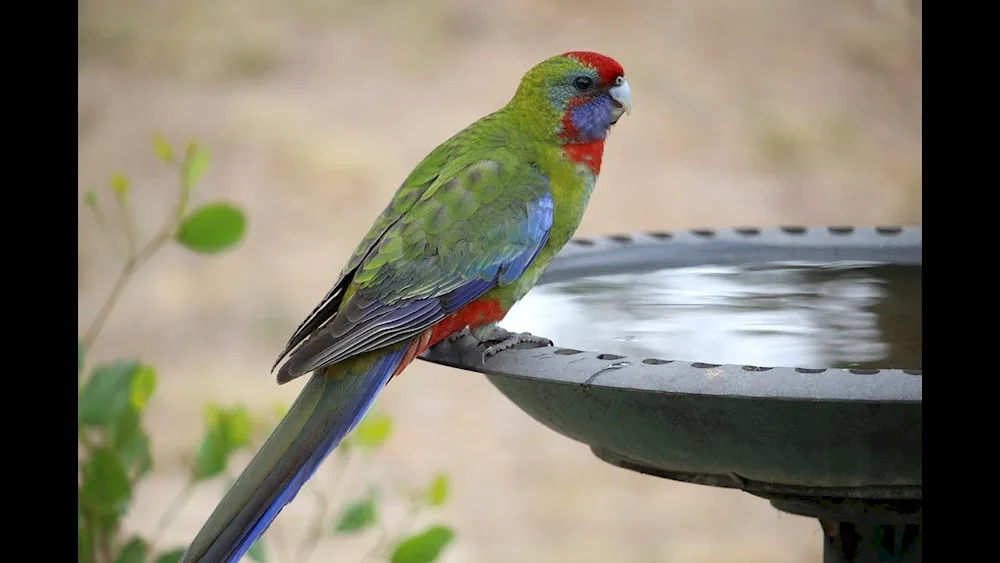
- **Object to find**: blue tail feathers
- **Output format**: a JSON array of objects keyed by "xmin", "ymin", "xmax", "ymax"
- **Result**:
[{"xmin": 181, "ymin": 347, "xmax": 408, "ymax": 563}]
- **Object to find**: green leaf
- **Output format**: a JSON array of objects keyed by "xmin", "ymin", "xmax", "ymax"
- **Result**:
[
  {"xmin": 248, "ymin": 538, "xmax": 268, "ymax": 563},
  {"xmin": 193, "ymin": 404, "xmax": 255, "ymax": 481},
  {"xmin": 204, "ymin": 403, "xmax": 223, "ymax": 427},
  {"xmin": 352, "ymin": 412, "xmax": 392, "ymax": 450},
  {"xmin": 79, "ymin": 340, "xmax": 85, "ymax": 377},
  {"xmin": 124, "ymin": 431, "xmax": 153, "ymax": 478},
  {"xmin": 227, "ymin": 405, "xmax": 254, "ymax": 448},
  {"xmin": 390, "ymin": 525, "xmax": 455, "ymax": 563},
  {"xmin": 79, "ymin": 508, "xmax": 95, "ymax": 563},
  {"xmin": 112, "ymin": 409, "xmax": 153, "ymax": 479},
  {"xmin": 193, "ymin": 424, "xmax": 227, "ymax": 480},
  {"xmin": 79, "ymin": 359, "xmax": 140, "ymax": 428},
  {"xmin": 175, "ymin": 202, "xmax": 247, "ymax": 254},
  {"xmin": 84, "ymin": 189, "xmax": 100, "ymax": 211},
  {"xmin": 79, "ymin": 359, "xmax": 154, "ymax": 478},
  {"xmin": 155, "ymin": 549, "xmax": 187, "ymax": 563},
  {"xmin": 108, "ymin": 406, "xmax": 139, "ymax": 447},
  {"xmin": 110, "ymin": 173, "xmax": 130, "ymax": 204},
  {"xmin": 130, "ymin": 364, "xmax": 157, "ymax": 412},
  {"xmin": 153, "ymin": 132, "xmax": 174, "ymax": 163},
  {"xmin": 182, "ymin": 143, "xmax": 211, "ymax": 191},
  {"xmin": 333, "ymin": 496, "xmax": 377, "ymax": 533},
  {"xmin": 79, "ymin": 447, "xmax": 132, "ymax": 524},
  {"xmin": 115, "ymin": 537, "xmax": 149, "ymax": 563},
  {"xmin": 426, "ymin": 473, "xmax": 449, "ymax": 507}
]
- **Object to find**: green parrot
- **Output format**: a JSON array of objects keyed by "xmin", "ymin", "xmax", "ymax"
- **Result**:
[{"xmin": 180, "ymin": 51, "xmax": 631, "ymax": 562}]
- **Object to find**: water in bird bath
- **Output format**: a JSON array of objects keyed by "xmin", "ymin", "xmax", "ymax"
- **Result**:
[{"xmin": 503, "ymin": 262, "xmax": 921, "ymax": 371}]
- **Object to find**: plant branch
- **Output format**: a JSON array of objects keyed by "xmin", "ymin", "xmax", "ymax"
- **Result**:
[
  {"xmin": 81, "ymin": 257, "xmax": 134, "ymax": 353},
  {"xmin": 97, "ymin": 520, "xmax": 116, "ymax": 563},
  {"xmin": 364, "ymin": 501, "xmax": 422, "ymax": 562},
  {"xmin": 294, "ymin": 490, "xmax": 330, "ymax": 563},
  {"xmin": 80, "ymin": 231, "xmax": 169, "ymax": 353},
  {"xmin": 86, "ymin": 204, "xmax": 125, "ymax": 259},
  {"xmin": 328, "ymin": 447, "xmax": 361, "ymax": 511},
  {"xmin": 120, "ymin": 200, "xmax": 137, "ymax": 258},
  {"xmin": 81, "ymin": 507, "xmax": 111, "ymax": 563},
  {"xmin": 78, "ymin": 428, "xmax": 98, "ymax": 452},
  {"xmin": 362, "ymin": 518, "xmax": 391, "ymax": 562},
  {"xmin": 81, "ymin": 188, "xmax": 178, "ymax": 353},
  {"xmin": 150, "ymin": 479, "xmax": 195, "ymax": 550},
  {"xmin": 82, "ymin": 151, "xmax": 195, "ymax": 353}
]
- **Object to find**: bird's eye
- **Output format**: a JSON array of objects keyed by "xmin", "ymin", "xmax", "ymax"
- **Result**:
[
  {"xmin": 613, "ymin": 76, "xmax": 624, "ymax": 86},
  {"xmin": 573, "ymin": 76, "xmax": 594, "ymax": 91}
]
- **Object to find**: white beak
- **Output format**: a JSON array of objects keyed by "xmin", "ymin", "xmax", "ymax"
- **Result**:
[{"xmin": 609, "ymin": 78, "xmax": 632, "ymax": 116}]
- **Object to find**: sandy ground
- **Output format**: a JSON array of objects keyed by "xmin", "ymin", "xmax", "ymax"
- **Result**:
[{"xmin": 79, "ymin": 0, "xmax": 921, "ymax": 561}]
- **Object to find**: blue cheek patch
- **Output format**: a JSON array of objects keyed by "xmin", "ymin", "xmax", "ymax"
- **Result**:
[{"xmin": 570, "ymin": 96, "xmax": 613, "ymax": 141}]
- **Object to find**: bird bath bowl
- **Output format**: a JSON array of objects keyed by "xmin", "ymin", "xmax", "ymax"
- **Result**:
[{"xmin": 421, "ymin": 226, "xmax": 921, "ymax": 563}]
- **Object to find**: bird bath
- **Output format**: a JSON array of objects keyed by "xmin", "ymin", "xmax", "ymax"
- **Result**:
[{"xmin": 421, "ymin": 226, "xmax": 922, "ymax": 563}]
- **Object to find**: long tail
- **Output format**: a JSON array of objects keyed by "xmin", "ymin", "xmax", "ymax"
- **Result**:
[{"xmin": 180, "ymin": 344, "xmax": 410, "ymax": 563}]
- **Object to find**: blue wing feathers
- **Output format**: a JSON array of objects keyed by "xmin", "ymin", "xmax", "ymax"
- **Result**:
[
  {"xmin": 500, "ymin": 193, "xmax": 553, "ymax": 284},
  {"xmin": 500, "ymin": 231, "xmax": 549, "ymax": 285},
  {"xmin": 523, "ymin": 194, "xmax": 554, "ymax": 243},
  {"xmin": 439, "ymin": 278, "xmax": 496, "ymax": 312}
]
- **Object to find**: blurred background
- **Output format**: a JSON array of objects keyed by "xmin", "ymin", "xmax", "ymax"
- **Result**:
[{"xmin": 78, "ymin": 0, "xmax": 921, "ymax": 561}]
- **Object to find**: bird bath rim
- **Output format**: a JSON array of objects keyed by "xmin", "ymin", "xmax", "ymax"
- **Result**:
[{"xmin": 421, "ymin": 225, "xmax": 922, "ymax": 400}]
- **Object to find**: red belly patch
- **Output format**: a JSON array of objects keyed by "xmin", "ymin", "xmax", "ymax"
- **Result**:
[{"xmin": 392, "ymin": 297, "xmax": 507, "ymax": 376}]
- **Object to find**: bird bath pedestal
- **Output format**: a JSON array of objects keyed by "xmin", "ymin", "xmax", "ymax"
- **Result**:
[{"xmin": 421, "ymin": 226, "xmax": 922, "ymax": 563}]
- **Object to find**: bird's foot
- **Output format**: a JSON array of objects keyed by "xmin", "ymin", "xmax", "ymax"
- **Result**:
[
  {"xmin": 477, "ymin": 326, "xmax": 553, "ymax": 361},
  {"xmin": 445, "ymin": 326, "xmax": 472, "ymax": 344}
]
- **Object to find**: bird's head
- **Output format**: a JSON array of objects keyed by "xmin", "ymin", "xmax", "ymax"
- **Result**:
[{"xmin": 509, "ymin": 51, "xmax": 631, "ymax": 145}]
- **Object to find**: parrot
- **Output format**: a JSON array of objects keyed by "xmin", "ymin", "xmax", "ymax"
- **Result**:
[{"xmin": 180, "ymin": 50, "xmax": 631, "ymax": 563}]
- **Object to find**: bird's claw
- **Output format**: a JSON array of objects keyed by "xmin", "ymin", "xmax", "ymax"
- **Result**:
[{"xmin": 479, "ymin": 327, "xmax": 553, "ymax": 363}]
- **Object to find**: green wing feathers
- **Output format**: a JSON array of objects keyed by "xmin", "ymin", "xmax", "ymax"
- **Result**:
[
  {"xmin": 273, "ymin": 114, "xmax": 513, "ymax": 370},
  {"xmin": 354, "ymin": 157, "xmax": 548, "ymax": 299},
  {"xmin": 274, "ymin": 149, "xmax": 553, "ymax": 383}
]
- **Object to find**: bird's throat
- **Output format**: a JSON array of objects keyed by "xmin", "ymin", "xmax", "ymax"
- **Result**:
[{"xmin": 562, "ymin": 139, "xmax": 605, "ymax": 176}]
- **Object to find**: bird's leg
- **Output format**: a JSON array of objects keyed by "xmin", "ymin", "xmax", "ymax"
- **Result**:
[{"xmin": 471, "ymin": 324, "xmax": 554, "ymax": 360}]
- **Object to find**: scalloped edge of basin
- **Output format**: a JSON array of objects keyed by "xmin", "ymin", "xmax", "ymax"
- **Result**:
[{"xmin": 420, "ymin": 226, "xmax": 922, "ymax": 498}]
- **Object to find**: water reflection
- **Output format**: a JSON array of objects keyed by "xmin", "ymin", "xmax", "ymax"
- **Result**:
[{"xmin": 503, "ymin": 262, "xmax": 921, "ymax": 370}]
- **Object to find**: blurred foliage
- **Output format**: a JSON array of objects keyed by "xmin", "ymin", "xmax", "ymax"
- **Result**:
[{"xmin": 78, "ymin": 136, "xmax": 455, "ymax": 563}]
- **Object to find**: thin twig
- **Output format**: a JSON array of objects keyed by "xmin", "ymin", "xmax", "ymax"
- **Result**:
[
  {"xmin": 294, "ymin": 492, "xmax": 329, "ymax": 563},
  {"xmin": 150, "ymin": 479, "xmax": 195, "ymax": 550},
  {"xmin": 119, "ymin": 199, "xmax": 137, "ymax": 258},
  {"xmin": 329, "ymin": 448, "xmax": 360, "ymax": 508},
  {"xmin": 81, "ymin": 507, "xmax": 113, "ymax": 563},
  {"xmin": 289, "ymin": 449, "xmax": 360, "ymax": 563},
  {"xmin": 81, "ymin": 229, "xmax": 171, "ymax": 353},
  {"xmin": 86, "ymin": 203, "xmax": 125, "ymax": 259},
  {"xmin": 81, "ymin": 258, "xmax": 135, "ymax": 353},
  {"xmin": 364, "ymin": 500, "xmax": 422, "ymax": 562},
  {"xmin": 78, "ymin": 428, "xmax": 98, "ymax": 452},
  {"xmin": 98, "ymin": 523, "xmax": 116, "ymax": 563},
  {"xmin": 363, "ymin": 517, "xmax": 392, "ymax": 562},
  {"xmin": 82, "ymin": 158, "xmax": 188, "ymax": 354},
  {"xmin": 372, "ymin": 517, "xmax": 391, "ymax": 560}
]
